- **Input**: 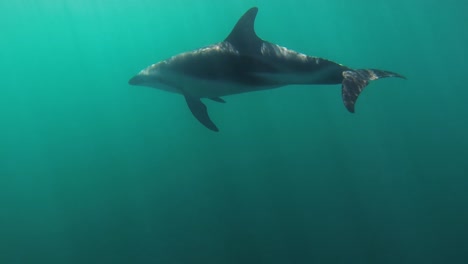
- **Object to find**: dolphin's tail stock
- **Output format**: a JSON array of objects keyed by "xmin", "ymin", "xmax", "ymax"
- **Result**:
[{"xmin": 341, "ymin": 69, "xmax": 406, "ymax": 113}]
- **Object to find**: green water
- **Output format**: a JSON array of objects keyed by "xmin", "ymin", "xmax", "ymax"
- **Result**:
[{"xmin": 1, "ymin": 0, "xmax": 467, "ymax": 263}]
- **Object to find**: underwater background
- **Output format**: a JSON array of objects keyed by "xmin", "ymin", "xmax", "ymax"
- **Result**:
[{"xmin": 1, "ymin": 0, "xmax": 467, "ymax": 263}]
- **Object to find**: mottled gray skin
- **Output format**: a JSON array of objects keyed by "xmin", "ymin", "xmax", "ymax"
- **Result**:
[{"xmin": 129, "ymin": 7, "xmax": 404, "ymax": 131}]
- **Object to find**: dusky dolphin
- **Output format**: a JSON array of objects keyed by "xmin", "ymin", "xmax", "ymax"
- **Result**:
[{"xmin": 129, "ymin": 7, "xmax": 405, "ymax": 132}]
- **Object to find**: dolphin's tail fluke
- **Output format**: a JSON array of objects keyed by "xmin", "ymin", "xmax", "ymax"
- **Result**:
[{"xmin": 341, "ymin": 69, "xmax": 406, "ymax": 112}]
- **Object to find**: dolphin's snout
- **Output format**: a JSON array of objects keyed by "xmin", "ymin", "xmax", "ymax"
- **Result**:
[{"xmin": 128, "ymin": 75, "xmax": 141, "ymax": 85}]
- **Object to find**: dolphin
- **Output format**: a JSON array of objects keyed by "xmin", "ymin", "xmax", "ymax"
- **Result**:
[{"xmin": 129, "ymin": 7, "xmax": 405, "ymax": 132}]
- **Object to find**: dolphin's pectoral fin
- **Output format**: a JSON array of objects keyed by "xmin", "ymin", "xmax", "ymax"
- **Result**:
[
  {"xmin": 209, "ymin": 97, "xmax": 226, "ymax": 103},
  {"xmin": 184, "ymin": 95, "xmax": 219, "ymax": 132}
]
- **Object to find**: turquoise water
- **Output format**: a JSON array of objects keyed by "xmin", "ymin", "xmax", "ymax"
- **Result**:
[{"xmin": 1, "ymin": 0, "xmax": 467, "ymax": 263}]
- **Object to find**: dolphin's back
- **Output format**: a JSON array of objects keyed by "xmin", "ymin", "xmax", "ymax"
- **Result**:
[
  {"xmin": 252, "ymin": 41, "xmax": 349, "ymax": 84},
  {"xmin": 164, "ymin": 43, "xmax": 278, "ymax": 87}
]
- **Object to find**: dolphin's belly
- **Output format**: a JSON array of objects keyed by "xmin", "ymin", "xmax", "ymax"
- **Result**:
[
  {"xmin": 161, "ymin": 68, "xmax": 340, "ymax": 98},
  {"xmin": 171, "ymin": 74, "xmax": 280, "ymax": 98},
  {"xmin": 253, "ymin": 72, "xmax": 338, "ymax": 85}
]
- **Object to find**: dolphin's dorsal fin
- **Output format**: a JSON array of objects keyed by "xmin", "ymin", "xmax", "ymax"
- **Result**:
[{"xmin": 225, "ymin": 7, "xmax": 263, "ymax": 54}]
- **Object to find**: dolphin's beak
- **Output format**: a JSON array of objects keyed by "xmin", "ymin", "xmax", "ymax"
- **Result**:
[{"xmin": 128, "ymin": 75, "xmax": 142, "ymax": 85}]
